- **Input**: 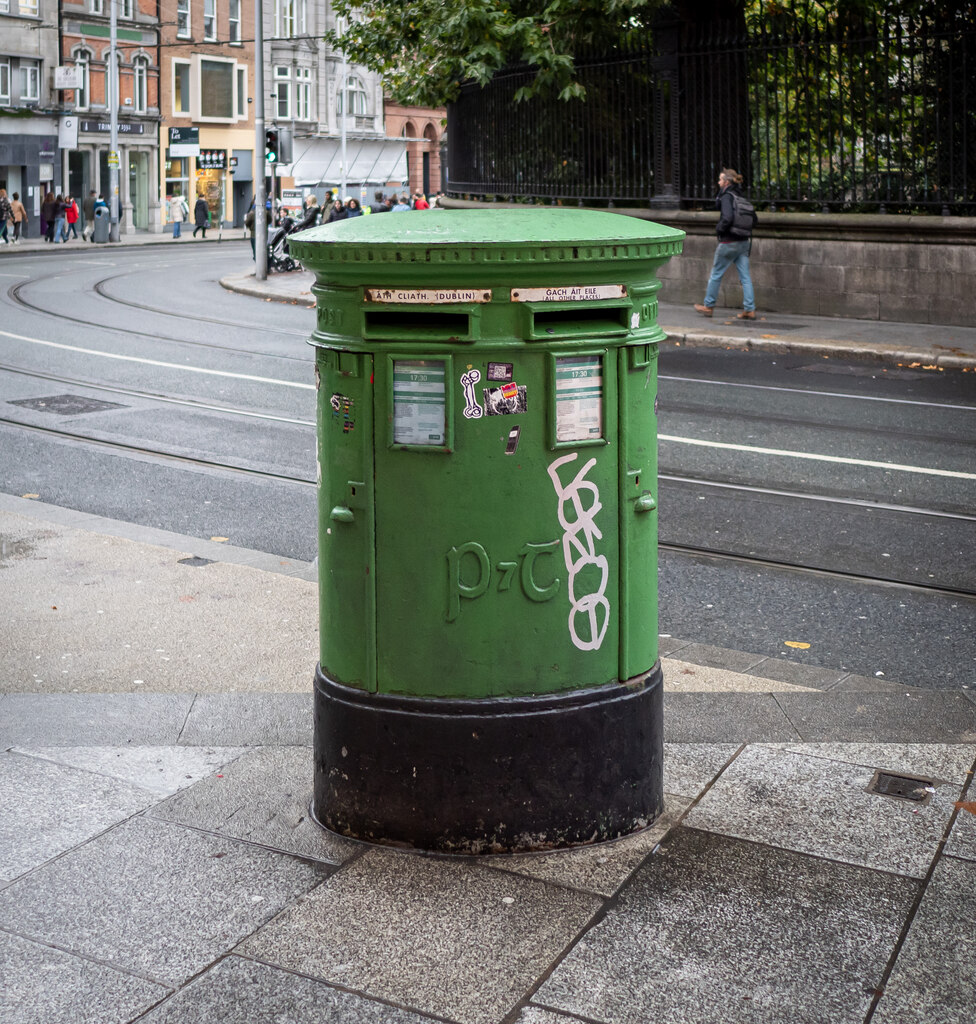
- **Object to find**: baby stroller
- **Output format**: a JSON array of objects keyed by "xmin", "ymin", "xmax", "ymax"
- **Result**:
[
  {"xmin": 267, "ymin": 215, "xmax": 301, "ymax": 273},
  {"xmin": 266, "ymin": 206, "xmax": 319, "ymax": 273}
]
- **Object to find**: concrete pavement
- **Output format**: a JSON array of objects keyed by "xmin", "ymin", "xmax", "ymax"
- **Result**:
[{"xmin": 2, "ymin": 491, "xmax": 975, "ymax": 1024}]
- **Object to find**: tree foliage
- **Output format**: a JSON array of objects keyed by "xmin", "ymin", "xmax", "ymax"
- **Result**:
[{"xmin": 325, "ymin": 0, "xmax": 663, "ymax": 106}]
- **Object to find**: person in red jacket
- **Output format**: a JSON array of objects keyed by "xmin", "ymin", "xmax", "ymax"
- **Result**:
[{"xmin": 63, "ymin": 195, "xmax": 80, "ymax": 240}]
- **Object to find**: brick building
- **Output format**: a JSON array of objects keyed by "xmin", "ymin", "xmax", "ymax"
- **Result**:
[{"xmin": 60, "ymin": 0, "xmax": 161, "ymax": 231}]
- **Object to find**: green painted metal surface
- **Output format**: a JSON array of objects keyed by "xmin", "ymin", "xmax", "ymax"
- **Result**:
[{"xmin": 291, "ymin": 209, "xmax": 684, "ymax": 700}]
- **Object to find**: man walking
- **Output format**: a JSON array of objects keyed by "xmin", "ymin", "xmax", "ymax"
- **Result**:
[{"xmin": 694, "ymin": 167, "xmax": 758, "ymax": 320}]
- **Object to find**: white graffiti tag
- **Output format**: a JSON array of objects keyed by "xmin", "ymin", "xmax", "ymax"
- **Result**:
[
  {"xmin": 547, "ymin": 452, "xmax": 610, "ymax": 651},
  {"xmin": 459, "ymin": 369, "xmax": 484, "ymax": 419}
]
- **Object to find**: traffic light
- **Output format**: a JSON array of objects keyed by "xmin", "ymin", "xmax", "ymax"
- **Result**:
[{"xmin": 265, "ymin": 128, "xmax": 279, "ymax": 164}]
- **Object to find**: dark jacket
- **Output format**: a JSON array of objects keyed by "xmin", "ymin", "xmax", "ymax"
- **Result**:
[
  {"xmin": 194, "ymin": 198, "xmax": 209, "ymax": 226},
  {"xmin": 715, "ymin": 184, "xmax": 757, "ymax": 242}
]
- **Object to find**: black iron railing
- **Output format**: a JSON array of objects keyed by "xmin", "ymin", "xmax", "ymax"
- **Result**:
[{"xmin": 446, "ymin": 1, "xmax": 975, "ymax": 214}]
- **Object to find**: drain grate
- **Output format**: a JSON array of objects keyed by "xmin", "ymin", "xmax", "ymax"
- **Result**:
[
  {"xmin": 867, "ymin": 771, "xmax": 934, "ymax": 805},
  {"xmin": 9, "ymin": 394, "xmax": 127, "ymax": 416}
]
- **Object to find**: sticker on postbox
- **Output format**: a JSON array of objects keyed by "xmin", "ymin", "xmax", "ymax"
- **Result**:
[
  {"xmin": 511, "ymin": 284, "xmax": 626, "ymax": 302},
  {"xmin": 483, "ymin": 384, "xmax": 527, "ymax": 416}
]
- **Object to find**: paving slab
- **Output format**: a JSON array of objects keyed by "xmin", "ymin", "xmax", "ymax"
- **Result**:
[
  {"xmin": 773, "ymin": 691, "xmax": 976, "ymax": 742},
  {"xmin": 13, "ymin": 745, "xmax": 247, "ymax": 796},
  {"xmin": 0, "ymin": 693, "xmax": 192, "ymax": 747},
  {"xmin": 664, "ymin": 642, "xmax": 768, "ymax": 674},
  {"xmin": 483, "ymin": 794, "xmax": 691, "ymax": 897},
  {"xmin": 664, "ymin": 658, "xmax": 820, "ymax": 692},
  {"xmin": 0, "ymin": 929, "xmax": 169, "ymax": 1024},
  {"xmin": 745, "ymin": 657, "xmax": 850, "ymax": 689},
  {"xmin": 872, "ymin": 856, "xmax": 976, "ymax": 1024},
  {"xmin": 149, "ymin": 745, "xmax": 358, "ymax": 865},
  {"xmin": 0, "ymin": 751, "xmax": 155, "ymax": 884},
  {"xmin": 683, "ymin": 744, "xmax": 960, "ymax": 878},
  {"xmin": 0, "ymin": 816, "xmax": 329, "ymax": 987},
  {"xmin": 238, "ymin": 847, "xmax": 603, "ymax": 1024},
  {"xmin": 773, "ymin": 742, "xmax": 976, "ymax": 786},
  {"xmin": 178, "ymin": 693, "xmax": 313, "ymax": 745},
  {"xmin": 663, "ymin": 692, "xmax": 800, "ymax": 742},
  {"xmin": 663, "ymin": 742, "xmax": 741, "ymax": 797},
  {"xmin": 137, "ymin": 956, "xmax": 441, "ymax": 1023},
  {"xmin": 533, "ymin": 828, "xmax": 918, "ymax": 1024},
  {"xmin": 515, "ymin": 1009, "xmax": 583, "ymax": 1024}
]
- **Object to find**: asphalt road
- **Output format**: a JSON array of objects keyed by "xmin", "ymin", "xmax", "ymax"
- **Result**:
[{"xmin": 1, "ymin": 246, "xmax": 973, "ymax": 688}]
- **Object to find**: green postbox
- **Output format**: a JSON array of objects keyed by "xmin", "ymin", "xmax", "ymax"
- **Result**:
[{"xmin": 289, "ymin": 209, "xmax": 684, "ymax": 853}]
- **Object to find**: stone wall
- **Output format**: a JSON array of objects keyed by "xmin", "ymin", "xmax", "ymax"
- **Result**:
[
  {"xmin": 444, "ymin": 199, "xmax": 976, "ymax": 327},
  {"xmin": 646, "ymin": 211, "xmax": 976, "ymax": 327}
]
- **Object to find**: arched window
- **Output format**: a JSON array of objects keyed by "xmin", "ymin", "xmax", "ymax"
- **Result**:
[
  {"xmin": 338, "ymin": 75, "xmax": 367, "ymax": 116},
  {"xmin": 133, "ymin": 56, "xmax": 148, "ymax": 114},
  {"xmin": 74, "ymin": 50, "xmax": 91, "ymax": 110}
]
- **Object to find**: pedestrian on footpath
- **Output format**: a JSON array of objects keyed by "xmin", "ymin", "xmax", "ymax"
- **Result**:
[
  {"xmin": 413, "ymin": 192, "xmax": 430, "ymax": 210},
  {"xmin": 10, "ymin": 192, "xmax": 27, "ymax": 241},
  {"xmin": 168, "ymin": 194, "xmax": 188, "ymax": 238},
  {"xmin": 41, "ymin": 192, "xmax": 57, "ymax": 242},
  {"xmin": 0, "ymin": 189, "xmax": 11, "ymax": 244},
  {"xmin": 392, "ymin": 194, "xmax": 412, "ymax": 212},
  {"xmin": 82, "ymin": 191, "xmax": 96, "ymax": 240},
  {"xmin": 64, "ymin": 196, "xmax": 80, "ymax": 239},
  {"xmin": 695, "ymin": 167, "xmax": 758, "ymax": 320},
  {"xmin": 52, "ymin": 195, "xmax": 67, "ymax": 243},
  {"xmin": 368, "ymin": 190, "xmax": 388, "ymax": 214},
  {"xmin": 192, "ymin": 196, "xmax": 209, "ymax": 238},
  {"xmin": 325, "ymin": 198, "xmax": 347, "ymax": 223},
  {"xmin": 345, "ymin": 198, "xmax": 364, "ymax": 218}
]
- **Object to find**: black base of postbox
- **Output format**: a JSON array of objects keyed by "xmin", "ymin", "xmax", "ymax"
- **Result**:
[{"xmin": 311, "ymin": 664, "xmax": 664, "ymax": 854}]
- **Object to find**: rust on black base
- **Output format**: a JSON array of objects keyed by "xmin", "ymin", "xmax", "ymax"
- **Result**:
[{"xmin": 312, "ymin": 664, "xmax": 664, "ymax": 854}]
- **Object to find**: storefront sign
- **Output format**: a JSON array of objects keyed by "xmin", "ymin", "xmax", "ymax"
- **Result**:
[
  {"xmin": 55, "ymin": 66, "xmax": 84, "ymax": 90},
  {"xmin": 80, "ymin": 121, "xmax": 146, "ymax": 134},
  {"xmin": 58, "ymin": 116, "xmax": 78, "ymax": 150},
  {"xmin": 197, "ymin": 149, "xmax": 226, "ymax": 170},
  {"xmin": 169, "ymin": 127, "xmax": 200, "ymax": 157}
]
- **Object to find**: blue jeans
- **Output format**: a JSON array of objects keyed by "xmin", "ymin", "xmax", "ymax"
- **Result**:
[
  {"xmin": 172, "ymin": 220, "xmax": 181, "ymax": 238},
  {"xmin": 53, "ymin": 216, "xmax": 66, "ymax": 242},
  {"xmin": 703, "ymin": 239, "xmax": 755, "ymax": 312}
]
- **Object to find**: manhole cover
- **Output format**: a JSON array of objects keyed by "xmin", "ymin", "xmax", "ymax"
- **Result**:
[
  {"xmin": 9, "ymin": 394, "xmax": 127, "ymax": 416},
  {"xmin": 178, "ymin": 556, "xmax": 215, "ymax": 567},
  {"xmin": 867, "ymin": 771, "xmax": 934, "ymax": 805}
]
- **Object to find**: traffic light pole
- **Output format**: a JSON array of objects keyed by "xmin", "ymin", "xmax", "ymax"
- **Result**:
[{"xmin": 254, "ymin": 0, "xmax": 267, "ymax": 280}]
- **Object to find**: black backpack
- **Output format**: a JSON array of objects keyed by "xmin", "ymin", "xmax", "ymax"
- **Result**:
[{"xmin": 729, "ymin": 193, "xmax": 756, "ymax": 238}]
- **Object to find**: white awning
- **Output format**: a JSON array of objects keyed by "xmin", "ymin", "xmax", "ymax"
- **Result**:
[{"xmin": 285, "ymin": 137, "xmax": 408, "ymax": 188}]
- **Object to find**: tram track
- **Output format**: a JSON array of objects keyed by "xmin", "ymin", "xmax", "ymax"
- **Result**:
[
  {"xmin": 2, "ymin": 410, "xmax": 972, "ymax": 599},
  {"xmin": 4, "ymin": 264, "xmax": 308, "ymax": 359}
]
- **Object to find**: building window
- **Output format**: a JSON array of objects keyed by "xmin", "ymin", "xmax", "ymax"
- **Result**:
[
  {"xmin": 0, "ymin": 0, "xmax": 8, "ymax": 13},
  {"xmin": 74, "ymin": 52, "xmax": 90, "ymax": 109},
  {"xmin": 165, "ymin": 156, "xmax": 189, "ymax": 208},
  {"xmin": 21, "ymin": 61, "xmax": 40, "ymax": 102},
  {"xmin": 20, "ymin": 0, "xmax": 38, "ymax": 15},
  {"xmin": 274, "ymin": 65, "xmax": 290, "ymax": 119},
  {"xmin": 0, "ymin": 61, "xmax": 9, "ymax": 105},
  {"xmin": 236, "ymin": 66, "xmax": 245, "ymax": 117},
  {"xmin": 295, "ymin": 66, "xmax": 311, "ymax": 121},
  {"xmin": 339, "ymin": 74, "xmax": 367, "ymax": 116},
  {"xmin": 203, "ymin": 0, "xmax": 216, "ymax": 40},
  {"xmin": 200, "ymin": 58, "xmax": 233, "ymax": 119},
  {"xmin": 89, "ymin": 0, "xmax": 103, "ymax": 13},
  {"xmin": 121, "ymin": 0, "xmax": 134, "ymax": 19},
  {"xmin": 133, "ymin": 57, "xmax": 147, "ymax": 113},
  {"xmin": 174, "ymin": 59, "xmax": 190, "ymax": 114},
  {"xmin": 177, "ymin": 0, "xmax": 189, "ymax": 38},
  {"xmin": 275, "ymin": 0, "xmax": 303, "ymax": 38},
  {"xmin": 228, "ymin": 0, "xmax": 241, "ymax": 43}
]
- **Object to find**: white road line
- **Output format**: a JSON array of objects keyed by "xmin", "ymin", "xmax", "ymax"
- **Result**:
[
  {"xmin": 658, "ymin": 434, "xmax": 976, "ymax": 480},
  {"xmin": 660, "ymin": 374, "xmax": 976, "ymax": 412},
  {"xmin": 0, "ymin": 329, "xmax": 315, "ymax": 390}
]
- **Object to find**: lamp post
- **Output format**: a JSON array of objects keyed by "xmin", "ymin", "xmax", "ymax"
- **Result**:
[
  {"xmin": 254, "ymin": 0, "xmax": 268, "ymax": 280},
  {"xmin": 108, "ymin": 0, "xmax": 120, "ymax": 242}
]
